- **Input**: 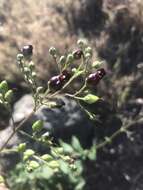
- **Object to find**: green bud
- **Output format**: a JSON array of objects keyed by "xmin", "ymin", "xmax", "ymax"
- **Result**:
[
  {"xmin": 76, "ymin": 94, "xmax": 99, "ymax": 104},
  {"xmin": 32, "ymin": 72, "xmax": 37, "ymax": 78},
  {"xmin": 17, "ymin": 53, "xmax": 24, "ymax": 61},
  {"xmin": 85, "ymin": 47, "xmax": 92, "ymax": 55},
  {"xmin": 4, "ymin": 90, "xmax": 13, "ymax": 103},
  {"xmin": 41, "ymin": 154, "xmax": 53, "ymax": 162},
  {"xmin": 24, "ymin": 67, "xmax": 30, "ymax": 74},
  {"xmin": 59, "ymin": 56, "xmax": 66, "ymax": 64},
  {"xmin": 32, "ymin": 120, "xmax": 43, "ymax": 132},
  {"xmin": 66, "ymin": 53, "xmax": 74, "ymax": 63},
  {"xmin": 17, "ymin": 143, "xmax": 26, "ymax": 152},
  {"xmin": 47, "ymin": 160, "xmax": 59, "ymax": 169},
  {"xmin": 92, "ymin": 61, "xmax": 102, "ymax": 68},
  {"xmin": 29, "ymin": 61, "xmax": 35, "ymax": 70},
  {"xmin": 85, "ymin": 53, "xmax": 92, "ymax": 59},
  {"xmin": 49, "ymin": 47, "xmax": 57, "ymax": 56},
  {"xmin": 23, "ymin": 149, "xmax": 35, "ymax": 161},
  {"xmin": 71, "ymin": 68, "xmax": 77, "ymax": 73},
  {"xmin": 51, "ymin": 149, "xmax": 59, "ymax": 158},
  {"xmin": 36, "ymin": 86, "xmax": 44, "ymax": 93},
  {"xmin": 77, "ymin": 39, "xmax": 87, "ymax": 48},
  {"xmin": 62, "ymin": 155, "xmax": 71, "ymax": 162},
  {"xmin": 0, "ymin": 80, "xmax": 8, "ymax": 94},
  {"xmin": 28, "ymin": 160, "xmax": 39, "ymax": 170},
  {"xmin": 55, "ymin": 147, "xmax": 64, "ymax": 154}
]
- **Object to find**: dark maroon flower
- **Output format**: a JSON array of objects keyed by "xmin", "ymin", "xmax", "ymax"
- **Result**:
[
  {"xmin": 60, "ymin": 70, "xmax": 72, "ymax": 81},
  {"xmin": 49, "ymin": 70, "xmax": 72, "ymax": 91},
  {"xmin": 86, "ymin": 68, "xmax": 106, "ymax": 86},
  {"xmin": 48, "ymin": 75, "xmax": 63, "ymax": 91},
  {"xmin": 21, "ymin": 45, "xmax": 33, "ymax": 57},
  {"xmin": 73, "ymin": 49, "xmax": 83, "ymax": 60}
]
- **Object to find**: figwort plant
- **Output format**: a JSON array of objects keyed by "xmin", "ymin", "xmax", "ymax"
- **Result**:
[{"xmin": 0, "ymin": 40, "xmax": 140, "ymax": 190}]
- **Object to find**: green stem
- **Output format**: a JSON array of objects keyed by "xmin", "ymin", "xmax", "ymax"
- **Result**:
[{"xmin": 96, "ymin": 118, "xmax": 143, "ymax": 150}]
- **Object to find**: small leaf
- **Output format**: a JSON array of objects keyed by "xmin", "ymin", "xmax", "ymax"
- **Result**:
[
  {"xmin": 5, "ymin": 90, "xmax": 13, "ymax": 103},
  {"xmin": 60, "ymin": 140, "xmax": 74, "ymax": 154},
  {"xmin": 88, "ymin": 144, "xmax": 96, "ymax": 160},
  {"xmin": 37, "ymin": 165, "xmax": 54, "ymax": 179},
  {"xmin": 59, "ymin": 160, "xmax": 70, "ymax": 174},
  {"xmin": 0, "ymin": 80, "xmax": 8, "ymax": 94},
  {"xmin": 71, "ymin": 136, "xmax": 83, "ymax": 152}
]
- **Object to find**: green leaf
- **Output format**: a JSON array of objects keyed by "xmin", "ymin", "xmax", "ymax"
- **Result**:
[
  {"xmin": 59, "ymin": 140, "xmax": 74, "ymax": 154},
  {"xmin": 75, "ymin": 179, "xmax": 85, "ymax": 190},
  {"xmin": 71, "ymin": 136, "xmax": 83, "ymax": 152},
  {"xmin": 59, "ymin": 160, "xmax": 70, "ymax": 174},
  {"xmin": 37, "ymin": 165, "xmax": 54, "ymax": 179},
  {"xmin": 0, "ymin": 80, "xmax": 8, "ymax": 94},
  {"xmin": 77, "ymin": 94, "xmax": 99, "ymax": 104},
  {"xmin": 88, "ymin": 144, "xmax": 96, "ymax": 160},
  {"xmin": 5, "ymin": 90, "xmax": 13, "ymax": 103}
]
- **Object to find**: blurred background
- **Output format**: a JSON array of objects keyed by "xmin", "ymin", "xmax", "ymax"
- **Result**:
[{"xmin": 0, "ymin": 0, "xmax": 143, "ymax": 189}]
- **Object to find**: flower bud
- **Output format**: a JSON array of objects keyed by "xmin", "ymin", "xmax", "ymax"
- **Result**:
[
  {"xmin": 36, "ymin": 86, "xmax": 44, "ymax": 93},
  {"xmin": 85, "ymin": 46, "xmax": 92, "ymax": 55},
  {"xmin": 59, "ymin": 56, "xmax": 66, "ymax": 65},
  {"xmin": 32, "ymin": 72, "xmax": 37, "ymax": 78},
  {"xmin": 49, "ymin": 47, "xmax": 57, "ymax": 56},
  {"xmin": 86, "ymin": 68, "xmax": 106, "ymax": 87},
  {"xmin": 41, "ymin": 154, "xmax": 53, "ymax": 162},
  {"xmin": 47, "ymin": 161, "xmax": 59, "ymax": 169},
  {"xmin": 29, "ymin": 61, "xmax": 35, "ymax": 70},
  {"xmin": 77, "ymin": 39, "xmax": 87, "ymax": 48},
  {"xmin": 28, "ymin": 160, "xmax": 39, "ymax": 170},
  {"xmin": 24, "ymin": 67, "xmax": 30, "ymax": 74},
  {"xmin": 32, "ymin": 120, "xmax": 43, "ymax": 132},
  {"xmin": 23, "ymin": 149, "xmax": 35, "ymax": 161},
  {"xmin": 71, "ymin": 68, "xmax": 77, "ymax": 73},
  {"xmin": 17, "ymin": 53, "xmax": 24, "ymax": 61},
  {"xmin": 21, "ymin": 45, "xmax": 33, "ymax": 57},
  {"xmin": 48, "ymin": 75, "xmax": 63, "ymax": 91},
  {"xmin": 66, "ymin": 53, "xmax": 74, "ymax": 63},
  {"xmin": 85, "ymin": 53, "xmax": 92, "ymax": 59},
  {"xmin": 73, "ymin": 49, "xmax": 83, "ymax": 60},
  {"xmin": 17, "ymin": 143, "xmax": 26, "ymax": 152}
]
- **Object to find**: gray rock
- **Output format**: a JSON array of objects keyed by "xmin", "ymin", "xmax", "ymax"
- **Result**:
[{"xmin": 0, "ymin": 94, "xmax": 95, "ymax": 149}]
